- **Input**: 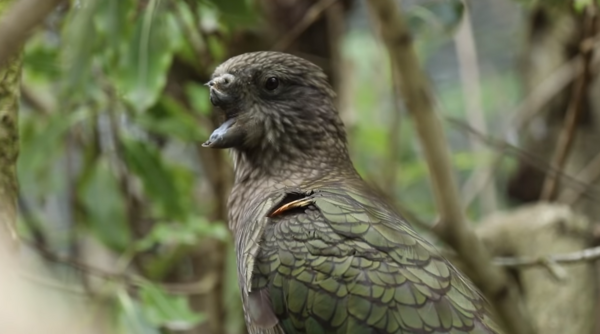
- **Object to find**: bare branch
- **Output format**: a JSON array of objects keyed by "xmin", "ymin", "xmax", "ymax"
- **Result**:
[
  {"xmin": 365, "ymin": 1, "xmax": 533, "ymax": 333},
  {"xmin": 511, "ymin": 33, "xmax": 600, "ymax": 130},
  {"xmin": 510, "ymin": 56, "xmax": 582, "ymax": 130},
  {"xmin": 272, "ymin": 0, "xmax": 338, "ymax": 51},
  {"xmin": 541, "ymin": 8, "xmax": 597, "ymax": 201},
  {"xmin": 0, "ymin": 0, "xmax": 64, "ymax": 67},
  {"xmin": 383, "ymin": 64, "xmax": 403, "ymax": 196},
  {"xmin": 22, "ymin": 238, "xmax": 216, "ymax": 296},
  {"xmin": 461, "ymin": 154, "xmax": 505, "ymax": 209},
  {"xmin": 446, "ymin": 117, "xmax": 600, "ymax": 203},
  {"xmin": 454, "ymin": 2, "xmax": 497, "ymax": 213},
  {"xmin": 559, "ymin": 151, "xmax": 600, "ymax": 204},
  {"xmin": 495, "ymin": 246, "xmax": 600, "ymax": 267}
]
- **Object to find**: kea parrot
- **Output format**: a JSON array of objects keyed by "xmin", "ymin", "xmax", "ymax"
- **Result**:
[{"xmin": 202, "ymin": 51, "xmax": 502, "ymax": 334}]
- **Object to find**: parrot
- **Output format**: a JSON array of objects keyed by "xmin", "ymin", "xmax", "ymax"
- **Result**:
[{"xmin": 202, "ymin": 51, "xmax": 502, "ymax": 334}]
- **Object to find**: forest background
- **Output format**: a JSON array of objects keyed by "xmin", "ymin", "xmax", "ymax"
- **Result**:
[{"xmin": 0, "ymin": 0, "xmax": 597, "ymax": 333}]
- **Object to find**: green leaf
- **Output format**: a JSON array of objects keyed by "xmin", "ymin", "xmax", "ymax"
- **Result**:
[
  {"xmin": 95, "ymin": 0, "xmax": 135, "ymax": 47},
  {"xmin": 204, "ymin": 0, "xmax": 256, "ymax": 25},
  {"xmin": 574, "ymin": 0, "xmax": 593, "ymax": 11},
  {"xmin": 135, "ymin": 95, "xmax": 208, "ymax": 141},
  {"xmin": 60, "ymin": 0, "xmax": 101, "ymax": 97},
  {"xmin": 23, "ymin": 35, "xmax": 61, "ymax": 80},
  {"xmin": 207, "ymin": 35, "xmax": 227, "ymax": 62},
  {"xmin": 136, "ymin": 224, "xmax": 196, "ymax": 251},
  {"xmin": 113, "ymin": 3, "xmax": 181, "ymax": 112},
  {"xmin": 117, "ymin": 289, "xmax": 161, "ymax": 334},
  {"xmin": 188, "ymin": 216, "xmax": 229, "ymax": 241},
  {"xmin": 18, "ymin": 108, "xmax": 91, "ymax": 191},
  {"xmin": 136, "ymin": 216, "xmax": 229, "ymax": 251},
  {"xmin": 138, "ymin": 282, "xmax": 204, "ymax": 330},
  {"xmin": 120, "ymin": 138, "xmax": 186, "ymax": 218},
  {"xmin": 185, "ymin": 82, "xmax": 212, "ymax": 115},
  {"xmin": 80, "ymin": 157, "xmax": 131, "ymax": 251},
  {"xmin": 172, "ymin": 1, "xmax": 204, "ymax": 67}
]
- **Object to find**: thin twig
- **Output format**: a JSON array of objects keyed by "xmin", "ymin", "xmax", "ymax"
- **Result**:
[
  {"xmin": 494, "ymin": 246, "xmax": 600, "ymax": 267},
  {"xmin": 65, "ymin": 130, "xmax": 79, "ymax": 260},
  {"xmin": 446, "ymin": 117, "xmax": 600, "ymax": 203},
  {"xmin": 326, "ymin": 0, "xmax": 344, "ymax": 92},
  {"xmin": 454, "ymin": 2, "xmax": 497, "ymax": 213},
  {"xmin": 365, "ymin": 1, "xmax": 533, "ymax": 333},
  {"xmin": 272, "ymin": 0, "xmax": 338, "ymax": 51},
  {"xmin": 559, "ymin": 151, "xmax": 600, "ymax": 204},
  {"xmin": 17, "ymin": 196, "xmax": 48, "ymax": 248},
  {"xmin": 384, "ymin": 63, "xmax": 403, "ymax": 196},
  {"xmin": 467, "ymin": 34, "xmax": 600, "ymax": 209},
  {"xmin": 511, "ymin": 56, "xmax": 583, "ymax": 130},
  {"xmin": 511, "ymin": 34, "xmax": 600, "ymax": 130},
  {"xmin": 459, "ymin": 31, "xmax": 600, "ymax": 207},
  {"xmin": 19, "ymin": 272, "xmax": 90, "ymax": 296},
  {"xmin": 461, "ymin": 154, "xmax": 505, "ymax": 209},
  {"xmin": 541, "ymin": 9, "xmax": 597, "ymax": 200},
  {"xmin": 22, "ymin": 239, "xmax": 215, "ymax": 296}
]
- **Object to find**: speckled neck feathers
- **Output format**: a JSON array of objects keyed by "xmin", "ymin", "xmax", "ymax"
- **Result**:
[
  {"xmin": 230, "ymin": 98, "xmax": 354, "ymax": 182},
  {"xmin": 230, "ymin": 95, "xmax": 367, "ymax": 243},
  {"xmin": 228, "ymin": 100, "xmax": 360, "ymax": 231}
]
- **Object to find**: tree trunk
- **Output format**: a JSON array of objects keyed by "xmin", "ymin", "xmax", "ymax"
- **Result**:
[{"xmin": 0, "ymin": 0, "xmax": 22, "ymax": 249}]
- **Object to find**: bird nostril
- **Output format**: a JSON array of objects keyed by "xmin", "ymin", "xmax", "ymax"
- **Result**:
[{"xmin": 209, "ymin": 74, "xmax": 235, "ymax": 89}]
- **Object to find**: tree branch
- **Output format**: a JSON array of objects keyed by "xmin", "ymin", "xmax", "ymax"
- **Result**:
[
  {"xmin": 22, "ymin": 238, "xmax": 216, "ymax": 296},
  {"xmin": 272, "ymin": 0, "xmax": 338, "ymax": 51},
  {"xmin": 454, "ymin": 2, "xmax": 497, "ymax": 213},
  {"xmin": 446, "ymin": 117, "xmax": 600, "ymax": 203},
  {"xmin": 365, "ymin": 1, "xmax": 533, "ymax": 333},
  {"xmin": 495, "ymin": 246, "xmax": 600, "ymax": 267},
  {"xmin": 541, "ymin": 8, "xmax": 597, "ymax": 201},
  {"xmin": 558, "ymin": 151, "xmax": 600, "ymax": 204},
  {"xmin": 383, "ymin": 63, "xmax": 403, "ymax": 197},
  {"xmin": 0, "ymin": 0, "xmax": 64, "ymax": 67}
]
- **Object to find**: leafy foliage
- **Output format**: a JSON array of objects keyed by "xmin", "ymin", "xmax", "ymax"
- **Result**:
[{"xmin": 18, "ymin": 0, "xmax": 250, "ymax": 332}]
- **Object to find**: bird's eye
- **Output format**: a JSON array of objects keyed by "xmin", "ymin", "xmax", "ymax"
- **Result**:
[{"xmin": 264, "ymin": 77, "xmax": 279, "ymax": 91}]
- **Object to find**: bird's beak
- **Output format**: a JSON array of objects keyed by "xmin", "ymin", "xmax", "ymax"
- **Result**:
[
  {"xmin": 207, "ymin": 73, "xmax": 236, "ymax": 108},
  {"xmin": 203, "ymin": 73, "xmax": 246, "ymax": 149},
  {"xmin": 202, "ymin": 117, "xmax": 246, "ymax": 149}
]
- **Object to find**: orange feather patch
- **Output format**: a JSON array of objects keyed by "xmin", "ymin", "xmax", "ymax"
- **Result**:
[{"xmin": 268, "ymin": 198, "xmax": 313, "ymax": 217}]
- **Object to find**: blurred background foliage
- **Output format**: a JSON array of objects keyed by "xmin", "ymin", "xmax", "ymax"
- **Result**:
[{"xmin": 14, "ymin": 0, "xmax": 569, "ymax": 333}]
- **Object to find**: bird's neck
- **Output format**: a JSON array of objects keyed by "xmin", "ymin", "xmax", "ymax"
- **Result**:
[
  {"xmin": 232, "ymin": 103, "xmax": 358, "ymax": 186},
  {"xmin": 231, "ymin": 142, "xmax": 357, "ymax": 186},
  {"xmin": 227, "ymin": 137, "xmax": 359, "ymax": 232}
]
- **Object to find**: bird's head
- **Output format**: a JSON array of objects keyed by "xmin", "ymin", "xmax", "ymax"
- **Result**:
[{"xmin": 202, "ymin": 52, "xmax": 347, "ymax": 163}]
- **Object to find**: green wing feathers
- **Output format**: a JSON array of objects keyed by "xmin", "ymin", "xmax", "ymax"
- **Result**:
[{"xmin": 250, "ymin": 188, "xmax": 501, "ymax": 334}]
